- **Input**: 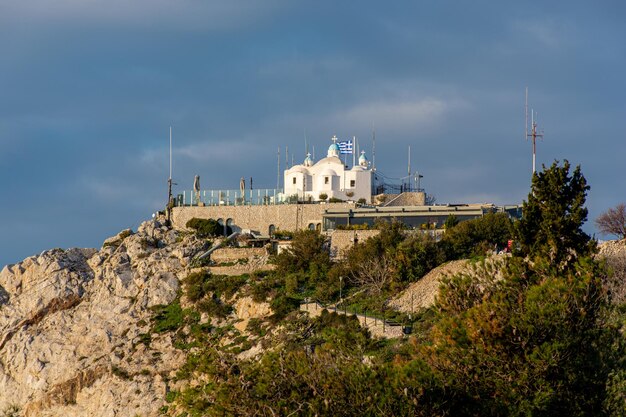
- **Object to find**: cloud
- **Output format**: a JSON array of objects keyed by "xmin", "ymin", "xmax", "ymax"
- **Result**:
[
  {"xmin": 138, "ymin": 137, "xmax": 269, "ymax": 174},
  {"xmin": 177, "ymin": 139, "xmax": 265, "ymax": 163},
  {"xmin": 511, "ymin": 18, "xmax": 572, "ymax": 49},
  {"xmin": 2, "ymin": 0, "xmax": 290, "ymax": 31},
  {"xmin": 332, "ymin": 96, "xmax": 465, "ymax": 136}
]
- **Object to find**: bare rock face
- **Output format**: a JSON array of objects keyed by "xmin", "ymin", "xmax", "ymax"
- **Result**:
[
  {"xmin": 233, "ymin": 296, "xmax": 272, "ymax": 333},
  {"xmin": 0, "ymin": 221, "xmax": 206, "ymax": 417}
]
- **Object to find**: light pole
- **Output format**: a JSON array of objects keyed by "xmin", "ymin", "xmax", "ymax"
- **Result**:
[{"xmin": 339, "ymin": 276, "xmax": 343, "ymax": 306}]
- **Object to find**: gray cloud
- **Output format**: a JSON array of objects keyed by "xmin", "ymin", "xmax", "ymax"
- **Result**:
[
  {"xmin": 2, "ymin": 0, "xmax": 290, "ymax": 31},
  {"xmin": 1, "ymin": 1, "xmax": 625, "ymax": 267}
]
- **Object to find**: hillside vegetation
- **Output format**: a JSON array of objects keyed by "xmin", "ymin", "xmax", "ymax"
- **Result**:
[
  {"xmin": 0, "ymin": 160, "xmax": 624, "ymax": 417},
  {"xmin": 157, "ymin": 160, "xmax": 625, "ymax": 417}
]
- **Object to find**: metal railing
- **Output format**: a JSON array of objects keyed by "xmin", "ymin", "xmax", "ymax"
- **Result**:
[{"xmin": 174, "ymin": 188, "xmax": 286, "ymax": 207}]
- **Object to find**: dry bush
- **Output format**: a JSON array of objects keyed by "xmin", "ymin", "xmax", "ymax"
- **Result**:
[
  {"xmin": 349, "ymin": 254, "xmax": 396, "ymax": 294},
  {"xmin": 596, "ymin": 203, "xmax": 626, "ymax": 239}
]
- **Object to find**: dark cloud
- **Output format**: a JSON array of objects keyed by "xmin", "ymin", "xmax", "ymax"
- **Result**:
[{"xmin": 2, "ymin": 1, "xmax": 625, "ymax": 266}]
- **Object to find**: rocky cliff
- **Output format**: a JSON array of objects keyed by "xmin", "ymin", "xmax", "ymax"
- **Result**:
[{"xmin": 0, "ymin": 221, "xmax": 206, "ymax": 417}]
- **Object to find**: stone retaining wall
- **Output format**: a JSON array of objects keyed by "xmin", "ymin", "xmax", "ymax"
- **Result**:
[
  {"xmin": 172, "ymin": 203, "xmax": 357, "ymax": 235},
  {"xmin": 210, "ymin": 247, "xmax": 267, "ymax": 263},
  {"xmin": 329, "ymin": 230, "xmax": 381, "ymax": 258}
]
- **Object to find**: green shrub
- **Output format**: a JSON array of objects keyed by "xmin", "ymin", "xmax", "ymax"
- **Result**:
[
  {"xmin": 444, "ymin": 214, "xmax": 459, "ymax": 229},
  {"xmin": 151, "ymin": 301, "xmax": 184, "ymax": 333},
  {"xmin": 186, "ymin": 218, "xmax": 223, "ymax": 238},
  {"xmin": 111, "ymin": 365, "xmax": 131, "ymax": 380},
  {"xmin": 197, "ymin": 295, "xmax": 233, "ymax": 318},
  {"xmin": 184, "ymin": 271, "xmax": 211, "ymax": 302},
  {"xmin": 395, "ymin": 233, "xmax": 446, "ymax": 282},
  {"xmin": 441, "ymin": 212, "xmax": 513, "ymax": 259},
  {"xmin": 272, "ymin": 230, "xmax": 294, "ymax": 240},
  {"xmin": 273, "ymin": 230, "xmax": 331, "ymax": 274},
  {"xmin": 269, "ymin": 294, "xmax": 300, "ymax": 322},
  {"xmin": 246, "ymin": 318, "xmax": 267, "ymax": 337}
]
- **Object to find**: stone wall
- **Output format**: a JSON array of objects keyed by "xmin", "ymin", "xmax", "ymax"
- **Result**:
[
  {"xmin": 330, "ymin": 229, "xmax": 381, "ymax": 258},
  {"xmin": 383, "ymin": 192, "xmax": 426, "ymax": 207},
  {"xmin": 210, "ymin": 247, "xmax": 267, "ymax": 263},
  {"xmin": 208, "ymin": 247, "xmax": 274, "ymax": 276},
  {"xmin": 172, "ymin": 202, "xmax": 357, "ymax": 235}
]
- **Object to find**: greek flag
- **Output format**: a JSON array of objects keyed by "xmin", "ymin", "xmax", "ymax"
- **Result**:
[{"xmin": 338, "ymin": 140, "xmax": 353, "ymax": 154}]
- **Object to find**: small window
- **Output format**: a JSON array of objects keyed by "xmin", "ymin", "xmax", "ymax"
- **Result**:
[
  {"xmin": 350, "ymin": 180, "xmax": 355, "ymax": 187},
  {"xmin": 325, "ymin": 177, "xmax": 329, "ymax": 184},
  {"xmin": 308, "ymin": 223, "xmax": 315, "ymax": 230}
]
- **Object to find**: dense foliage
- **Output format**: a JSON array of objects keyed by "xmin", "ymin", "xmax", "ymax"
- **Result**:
[
  {"xmin": 157, "ymin": 161, "xmax": 625, "ymax": 417},
  {"xmin": 440, "ymin": 212, "xmax": 512, "ymax": 259},
  {"xmin": 515, "ymin": 160, "xmax": 595, "ymax": 269}
]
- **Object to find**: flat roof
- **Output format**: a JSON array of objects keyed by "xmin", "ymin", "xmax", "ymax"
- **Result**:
[{"xmin": 322, "ymin": 204, "xmax": 521, "ymax": 218}]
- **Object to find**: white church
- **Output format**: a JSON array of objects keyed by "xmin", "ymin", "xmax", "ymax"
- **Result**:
[{"xmin": 283, "ymin": 136, "xmax": 373, "ymax": 203}]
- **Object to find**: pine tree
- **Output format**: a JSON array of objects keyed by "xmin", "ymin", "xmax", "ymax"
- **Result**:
[{"xmin": 515, "ymin": 160, "xmax": 595, "ymax": 269}]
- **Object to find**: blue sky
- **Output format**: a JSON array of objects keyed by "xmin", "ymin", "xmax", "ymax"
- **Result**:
[{"xmin": 1, "ymin": 1, "xmax": 625, "ymax": 267}]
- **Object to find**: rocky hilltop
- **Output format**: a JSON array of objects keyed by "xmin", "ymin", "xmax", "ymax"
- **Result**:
[
  {"xmin": 1, "ymin": 218, "xmax": 625, "ymax": 416},
  {"xmin": 0, "ymin": 221, "xmax": 207, "ymax": 417}
]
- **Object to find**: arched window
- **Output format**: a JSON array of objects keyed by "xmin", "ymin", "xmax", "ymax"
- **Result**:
[
  {"xmin": 316, "ymin": 223, "xmax": 321, "ymax": 232},
  {"xmin": 308, "ymin": 223, "xmax": 315, "ymax": 230},
  {"xmin": 269, "ymin": 225, "xmax": 276, "ymax": 236}
]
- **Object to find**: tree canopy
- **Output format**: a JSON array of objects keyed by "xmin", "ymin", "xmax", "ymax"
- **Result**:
[{"xmin": 515, "ymin": 160, "xmax": 595, "ymax": 269}]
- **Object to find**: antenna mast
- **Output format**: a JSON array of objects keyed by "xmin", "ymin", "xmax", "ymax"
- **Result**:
[
  {"xmin": 167, "ymin": 126, "xmax": 173, "ymax": 226},
  {"xmin": 372, "ymin": 125, "xmax": 376, "ymax": 171},
  {"xmin": 277, "ymin": 146, "xmax": 280, "ymax": 190},
  {"xmin": 525, "ymin": 88, "xmax": 544, "ymax": 174},
  {"xmin": 408, "ymin": 145, "xmax": 411, "ymax": 191}
]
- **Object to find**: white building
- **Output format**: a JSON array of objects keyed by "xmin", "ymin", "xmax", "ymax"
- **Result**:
[{"xmin": 283, "ymin": 136, "xmax": 373, "ymax": 203}]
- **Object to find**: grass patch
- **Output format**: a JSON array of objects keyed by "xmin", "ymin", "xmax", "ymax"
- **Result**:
[{"xmin": 151, "ymin": 301, "xmax": 184, "ymax": 333}]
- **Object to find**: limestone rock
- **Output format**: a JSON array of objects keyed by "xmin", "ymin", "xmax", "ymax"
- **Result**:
[
  {"xmin": 233, "ymin": 296, "xmax": 272, "ymax": 332},
  {"xmin": 0, "ymin": 221, "xmax": 198, "ymax": 417}
]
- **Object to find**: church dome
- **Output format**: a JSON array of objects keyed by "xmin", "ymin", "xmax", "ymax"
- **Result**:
[
  {"xmin": 358, "ymin": 151, "xmax": 369, "ymax": 167},
  {"xmin": 327, "ymin": 143, "xmax": 340, "ymax": 157}
]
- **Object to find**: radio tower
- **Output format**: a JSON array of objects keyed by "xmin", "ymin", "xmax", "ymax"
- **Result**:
[{"xmin": 526, "ymin": 87, "xmax": 544, "ymax": 174}]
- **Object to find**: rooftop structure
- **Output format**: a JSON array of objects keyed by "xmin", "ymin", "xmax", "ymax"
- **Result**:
[{"xmin": 283, "ymin": 135, "xmax": 373, "ymax": 203}]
